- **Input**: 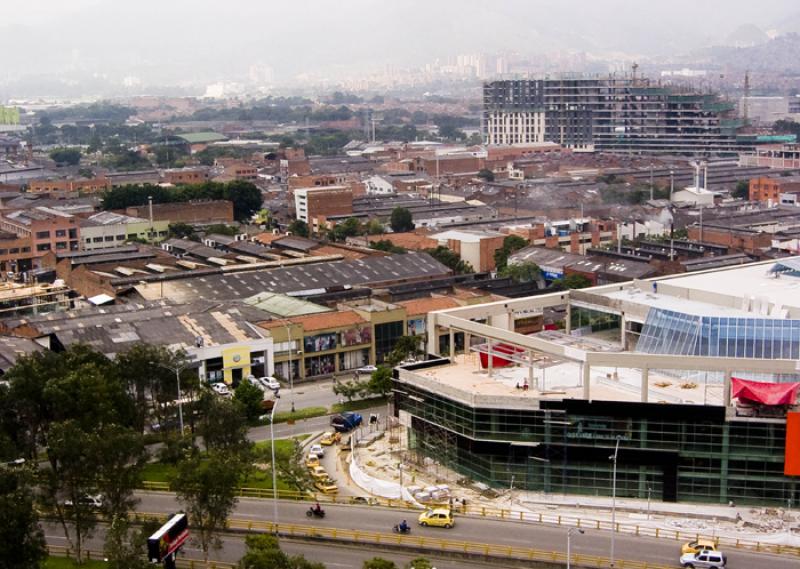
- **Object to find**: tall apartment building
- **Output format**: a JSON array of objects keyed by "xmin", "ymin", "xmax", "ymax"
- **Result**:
[{"xmin": 484, "ymin": 75, "xmax": 743, "ymax": 154}]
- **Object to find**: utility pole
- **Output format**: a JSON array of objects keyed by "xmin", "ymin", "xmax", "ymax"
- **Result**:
[
  {"xmin": 649, "ymin": 162, "xmax": 654, "ymax": 201},
  {"xmin": 609, "ymin": 435, "xmax": 621, "ymax": 568}
]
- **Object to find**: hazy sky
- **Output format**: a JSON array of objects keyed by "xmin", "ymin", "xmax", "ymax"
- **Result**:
[{"xmin": 2, "ymin": 0, "xmax": 799, "ymax": 86}]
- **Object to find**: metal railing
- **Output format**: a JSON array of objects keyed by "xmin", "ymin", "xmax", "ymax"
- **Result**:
[
  {"xmin": 46, "ymin": 544, "xmax": 236, "ymax": 569},
  {"xmin": 138, "ymin": 481, "xmax": 800, "ymax": 558},
  {"xmin": 127, "ymin": 513, "xmax": 675, "ymax": 569}
]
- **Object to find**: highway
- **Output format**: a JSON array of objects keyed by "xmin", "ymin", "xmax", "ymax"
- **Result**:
[
  {"xmin": 43, "ymin": 521, "xmax": 511, "ymax": 568},
  {"xmin": 134, "ymin": 492, "xmax": 799, "ymax": 569}
]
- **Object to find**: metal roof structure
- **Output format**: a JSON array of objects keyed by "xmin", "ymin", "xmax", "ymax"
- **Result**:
[{"xmin": 134, "ymin": 252, "xmax": 452, "ymax": 303}]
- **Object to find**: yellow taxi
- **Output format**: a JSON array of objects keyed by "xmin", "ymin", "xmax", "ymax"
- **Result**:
[
  {"xmin": 320, "ymin": 432, "xmax": 341, "ymax": 446},
  {"xmin": 681, "ymin": 538, "xmax": 718, "ymax": 555},
  {"xmin": 314, "ymin": 478, "xmax": 339, "ymax": 494},
  {"xmin": 418, "ymin": 508, "xmax": 455, "ymax": 529},
  {"xmin": 305, "ymin": 453, "xmax": 320, "ymax": 468},
  {"xmin": 309, "ymin": 466, "xmax": 329, "ymax": 480}
]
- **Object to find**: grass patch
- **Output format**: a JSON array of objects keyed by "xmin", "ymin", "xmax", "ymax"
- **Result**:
[
  {"xmin": 271, "ymin": 406, "xmax": 327, "ymax": 424},
  {"xmin": 141, "ymin": 435, "xmax": 310, "ymax": 490},
  {"xmin": 140, "ymin": 462, "xmax": 176, "ymax": 484},
  {"xmin": 45, "ymin": 557, "xmax": 107, "ymax": 569},
  {"xmin": 331, "ymin": 396, "xmax": 387, "ymax": 414}
]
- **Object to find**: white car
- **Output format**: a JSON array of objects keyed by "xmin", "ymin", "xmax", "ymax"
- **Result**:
[
  {"xmin": 309, "ymin": 443, "xmax": 324, "ymax": 458},
  {"xmin": 262, "ymin": 377, "xmax": 281, "ymax": 391},
  {"xmin": 680, "ymin": 551, "xmax": 727, "ymax": 568},
  {"xmin": 356, "ymin": 365, "xmax": 378, "ymax": 375},
  {"xmin": 211, "ymin": 382, "xmax": 231, "ymax": 396},
  {"xmin": 65, "ymin": 493, "xmax": 103, "ymax": 509}
]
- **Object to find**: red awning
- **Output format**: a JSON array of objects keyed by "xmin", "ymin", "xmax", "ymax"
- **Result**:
[{"xmin": 731, "ymin": 377, "xmax": 800, "ymax": 406}]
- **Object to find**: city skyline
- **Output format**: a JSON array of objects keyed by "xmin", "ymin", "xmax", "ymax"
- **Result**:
[{"xmin": 2, "ymin": 0, "xmax": 800, "ymax": 96}]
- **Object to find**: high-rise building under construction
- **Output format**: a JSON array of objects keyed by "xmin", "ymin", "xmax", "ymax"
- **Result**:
[{"xmin": 483, "ymin": 75, "xmax": 744, "ymax": 154}]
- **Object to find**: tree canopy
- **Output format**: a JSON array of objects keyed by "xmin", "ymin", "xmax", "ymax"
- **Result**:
[
  {"xmin": 390, "ymin": 207, "xmax": 415, "ymax": 232},
  {"xmin": 101, "ymin": 180, "xmax": 262, "ymax": 221},
  {"xmin": 493, "ymin": 235, "xmax": 529, "ymax": 271},
  {"xmin": 49, "ymin": 147, "xmax": 82, "ymax": 166},
  {"xmin": 425, "ymin": 246, "xmax": 474, "ymax": 275}
]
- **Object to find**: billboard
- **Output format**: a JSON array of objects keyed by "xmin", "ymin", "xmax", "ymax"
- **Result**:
[
  {"xmin": 147, "ymin": 513, "xmax": 189, "ymax": 562},
  {"xmin": 341, "ymin": 326, "xmax": 371, "ymax": 347},
  {"xmin": 0, "ymin": 107, "xmax": 20, "ymax": 126},
  {"xmin": 304, "ymin": 332, "xmax": 337, "ymax": 353}
]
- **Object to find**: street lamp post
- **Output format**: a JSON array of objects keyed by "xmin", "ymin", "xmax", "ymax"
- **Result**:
[
  {"xmin": 269, "ymin": 401, "xmax": 279, "ymax": 532},
  {"xmin": 153, "ymin": 356, "xmax": 196, "ymax": 434},
  {"xmin": 284, "ymin": 323, "xmax": 295, "ymax": 413},
  {"xmin": 566, "ymin": 527, "xmax": 584, "ymax": 569},
  {"xmin": 647, "ymin": 486, "xmax": 652, "ymax": 520},
  {"xmin": 609, "ymin": 435, "xmax": 621, "ymax": 568}
]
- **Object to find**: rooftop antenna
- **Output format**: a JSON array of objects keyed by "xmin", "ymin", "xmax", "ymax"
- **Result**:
[{"xmin": 631, "ymin": 62, "xmax": 639, "ymax": 85}]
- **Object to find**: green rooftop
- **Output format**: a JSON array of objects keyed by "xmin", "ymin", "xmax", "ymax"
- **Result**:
[
  {"xmin": 177, "ymin": 132, "xmax": 229, "ymax": 144},
  {"xmin": 243, "ymin": 292, "xmax": 331, "ymax": 318}
]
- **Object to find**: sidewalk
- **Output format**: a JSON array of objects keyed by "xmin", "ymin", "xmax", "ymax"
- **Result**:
[{"xmin": 348, "ymin": 423, "xmax": 800, "ymax": 548}]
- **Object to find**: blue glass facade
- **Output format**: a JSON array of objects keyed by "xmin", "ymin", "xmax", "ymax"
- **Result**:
[{"xmin": 636, "ymin": 308, "xmax": 800, "ymax": 360}]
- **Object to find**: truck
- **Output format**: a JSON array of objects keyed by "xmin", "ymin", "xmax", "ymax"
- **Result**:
[{"xmin": 330, "ymin": 411, "xmax": 362, "ymax": 432}]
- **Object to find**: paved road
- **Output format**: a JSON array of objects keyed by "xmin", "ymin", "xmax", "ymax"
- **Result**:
[
  {"xmin": 247, "ymin": 406, "xmax": 385, "ymax": 443},
  {"xmin": 43, "ymin": 521, "xmax": 511, "ymax": 568},
  {"xmin": 134, "ymin": 493, "xmax": 797, "ymax": 568}
]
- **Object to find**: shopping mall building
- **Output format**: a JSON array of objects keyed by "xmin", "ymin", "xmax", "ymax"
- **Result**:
[{"xmin": 393, "ymin": 258, "xmax": 800, "ymax": 506}]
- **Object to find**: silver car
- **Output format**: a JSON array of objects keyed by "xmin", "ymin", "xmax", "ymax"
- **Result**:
[{"xmin": 680, "ymin": 551, "xmax": 727, "ymax": 568}]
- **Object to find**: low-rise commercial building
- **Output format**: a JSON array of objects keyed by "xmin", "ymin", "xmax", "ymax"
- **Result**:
[{"xmin": 394, "ymin": 259, "xmax": 800, "ymax": 507}]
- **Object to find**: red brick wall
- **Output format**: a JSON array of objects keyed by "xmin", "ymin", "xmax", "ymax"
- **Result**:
[{"xmin": 123, "ymin": 200, "xmax": 234, "ymax": 224}]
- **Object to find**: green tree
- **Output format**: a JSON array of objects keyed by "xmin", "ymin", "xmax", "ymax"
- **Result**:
[
  {"xmin": 49, "ymin": 147, "xmax": 82, "ymax": 166},
  {"xmin": 498, "ymin": 260, "xmax": 541, "ymax": 283},
  {"xmin": 205, "ymin": 223, "xmax": 240, "ymax": 236},
  {"xmin": 425, "ymin": 246, "xmax": 473, "ymax": 275},
  {"xmin": 168, "ymin": 222, "xmax": 197, "ymax": 240},
  {"xmin": 238, "ymin": 534, "xmax": 325, "ymax": 569},
  {"xmin": 104, "ymin": 517, "xmax": 160, "ymax": 569},
  {"xmin": 234, "ymin": 380, "xmax": 265, "ymax": 423},
  {"xmin": 288, "ymin": 219, "xmax": 310, "ymax": 238},
  {"xmin": 197, "ymin": 393, "xmax": 252, "ymax": 456},
  {"xmin": 390, "ymin": 207, "xmax": 414, "ymax": 232},
  {"xmin": 333, "ymin": 379, "xmax": 368, "ymax": 402},
  {"xmin": 365, "ymin": 219, "xmax": 385, "ymax": 235},
  {"xmin": 733, "ymin": 180, "xmax": 750, "ymax": 199},
  {"xmin": 0, "ymin": 466, "xmax": 46, "ymax": 569},
  {"xmin": 367, "ymin": 365, "xmax": 393, "ymax": 397},
  {"xmin": 43, "ymin": 421, "xmax": 102, "ymax": 564},
  {"xmin": 331, "ymin": 217, "xmax": 363, "ymax": 241},
  {"xmin": 493, "ymin": 235, "xmax": 529, "ymax": 271},
  {"xmin": 386, "ymin": 336, "xmax": 422, "ymax": 367},
  {"xmin": 224, "ymin": 180, "xmax": 263, "ymax": 221},
  {"xmin": 153, "ymin": 145, "xmax": 188, "ymax": 167},
  {"xmin": 94, "ymin": 425, "xmax": 147, "ymax": 523},
  {"xmin": 171, "ymin": 450, "xmax": 248, "ymax": 564},
  {"xmin": 405, "ymin": 559, "xmax": 434, "ymax": 569},
  {"xmin": 554, "ymin": 274, "xmax": 592, "ymax": 290},
  {"xmin": 363, "ymin": 559, "xmax": 397, "ymax": 569},
  {"xmin": 369, "ymin": 240, "xmax": 406, "ymax": 254},
  {"xmin": 477, "ymin": 168, "xmax": 495, "ymax": 182}
]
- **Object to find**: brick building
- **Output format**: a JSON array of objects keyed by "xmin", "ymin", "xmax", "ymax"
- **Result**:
[
  {"xmin": 294, "ymin": 187, "xmax": 354, "ymax": 234},
  {"xmin": 749, "ymin": 176, "xmax": 800, "ymax": 204},
  {"xmin": 121, "ymin": 200, "xmax": 234, "ymax": 224},
  {"xmin": 162, "ymin": 167, "xmax": 210, "ymax": 185},
  {"xmin": 0, "ymin": 207, "xmax": 81, "ymax": 272},
  {"xmin": 27, "ymin": 177, "xmax": 111, "ymax": 194}
]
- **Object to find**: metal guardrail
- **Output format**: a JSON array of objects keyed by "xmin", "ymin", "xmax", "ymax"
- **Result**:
[
  {"xmin": 127, "ymin": 512, "xmax": 674, "ymax": 569},
  {"xmin": 138, "ymin": 481, "xmax": 800, "ymax": 558},
  {"xmin": 46, "ymin": 544, "xmax": 235, "ymax": 568}
]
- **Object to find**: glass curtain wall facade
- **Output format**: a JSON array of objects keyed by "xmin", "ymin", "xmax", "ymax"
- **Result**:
[
  {"xmin": 636, "ymin": 308, "xmax": 800, "ymax": 361},
  {"xmin": 396, "ymin": 382, "xmax": 798, "ymax": 506}
]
